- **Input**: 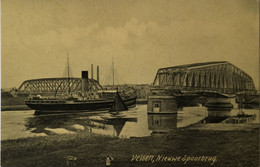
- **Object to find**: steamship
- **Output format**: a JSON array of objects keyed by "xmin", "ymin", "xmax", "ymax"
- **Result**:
[
  {"xmin": 25, "ymin": 93, "xmax": 136, "ymax": 115},
  {"xmin": 25, "ymin": 61, "xmax": 137, "ymax": 114}
]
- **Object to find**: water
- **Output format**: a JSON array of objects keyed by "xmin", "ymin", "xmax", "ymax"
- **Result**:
[{"xmin": 1, "ymin": 105, "xmax": 259, "ymax": 140}]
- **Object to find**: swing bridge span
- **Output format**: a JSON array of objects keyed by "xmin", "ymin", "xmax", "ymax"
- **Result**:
[
  {"xmin": 152, "ymin": 61, "xmax": 256, "ymax": 95},
  {"xmin": 17, "ymin": 78, "xmax": 102, "ymax": 96}
]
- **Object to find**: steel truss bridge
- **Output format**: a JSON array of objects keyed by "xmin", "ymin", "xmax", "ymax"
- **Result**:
[
  {"xmin": 152, "ymin": 61, "xmax": 256, "ymax": 94},
  {"xmin": 17, "ymin": 78, "xmax": 102, "ymax": 96}
]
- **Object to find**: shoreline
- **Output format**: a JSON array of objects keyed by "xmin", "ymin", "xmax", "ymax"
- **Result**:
[
  {"xmin": 1, "ymin": 123, "xmax": 259, "ymax": 167},
  {"xmin": 1, "ymin": 105, "xmax": 31, "ymax": 111}
]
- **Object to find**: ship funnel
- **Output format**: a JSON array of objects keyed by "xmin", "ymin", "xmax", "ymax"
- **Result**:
[
  {"xmin": 81, "ymin": 71, "xmax": 89, "ymax": 92},
  {"xmin": 91, "ymin": 64, "xmax": 93, "ymax": 79},
  {"xmin": 97, "ymin": 65, "xmax": 99, "ymax": 83}
]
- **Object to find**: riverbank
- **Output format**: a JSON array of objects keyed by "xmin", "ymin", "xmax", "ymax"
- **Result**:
[
  {"xmin": 2, "ymin": 124, "xmax": 259, "ymax": 167},
  {"xmin": 1, "ymin": 105, "xmax": 30, "ymax": 111},
  {"xmin": 1, "ymin": 96, "xmax": 29, "ymax": 111}
]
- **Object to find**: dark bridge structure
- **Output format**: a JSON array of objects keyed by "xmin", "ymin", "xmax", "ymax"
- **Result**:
[
  {"xmin": 152, "ymin": 61, "xmax": 256, "ymax": 95},
  {"xmin": 16, "ymin": 61, "xmax": 256, "ymax": 98},
  {"xmin": 17, "ymin": 78, "xmax": 102, "ymax": 96}
]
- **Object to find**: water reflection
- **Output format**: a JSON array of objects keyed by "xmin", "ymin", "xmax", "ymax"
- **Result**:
[
  {"xmin": 202, "ymin": 107, "xmax": 258, "ymax": 124},
  {"xmin": 148, "ymin": 114, "xmax": 177, "ymax": 132},
  {"xmin": 22, "ymin": 105, "xmax": 150, "ymax": 139},
  {"xmin": 25, "ymin": 112, "xmax": 139, "ymax": 137},
  {"xmin": 147, "ymin": 106, "xmax": 207, "ymax": 133},
  {"xmin": 204, "ymin": 109, "xmax": 231, "ymax": 123},
  {"xmin": 25, "ymin": 113, "xmax": 90, "ymax": 135},
  {"xmin": 25, "ymin": 106, "xmax": 206, "ymax": 137},
  {"xmin": 2, "ymin": 104, "xmax": 259, "ymax": 140}
]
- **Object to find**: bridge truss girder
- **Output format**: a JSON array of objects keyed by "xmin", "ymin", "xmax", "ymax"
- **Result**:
[
  {"xmin": 153, "ymin": 62, "xmax": 255, "ymax": 94},
  {"xmin": 17, "ymin": 78, "xmax": 102, "ymax": 96}
]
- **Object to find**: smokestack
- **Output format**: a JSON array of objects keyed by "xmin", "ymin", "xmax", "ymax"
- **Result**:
[
  {"xmin": 91, "ymin": 64, "xmax": 93, "ymax": 79},
  {"xmin": 97, "ymin": 65, "xmax": 99, "ymax": 83},
  {"xmin": 81, "ymin": 71, "xmax": 88, "ymax": 92}
]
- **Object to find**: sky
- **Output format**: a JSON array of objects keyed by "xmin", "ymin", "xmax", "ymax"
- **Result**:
[{"xmin": 1, "ymin": 0, "xmax": 259, "ymax": 89}]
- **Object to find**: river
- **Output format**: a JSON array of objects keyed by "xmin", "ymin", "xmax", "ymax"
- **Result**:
[{"xmin": 1, "ymin": 104, "xmax": 259, "ymax": 140}]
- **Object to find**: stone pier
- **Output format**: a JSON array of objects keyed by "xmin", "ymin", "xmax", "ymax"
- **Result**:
[{"xmin": 147, "ymin": 95, "xmax": 177, "ymax": 114}]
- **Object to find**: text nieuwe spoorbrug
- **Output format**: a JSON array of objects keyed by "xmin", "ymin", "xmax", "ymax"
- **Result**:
[{"xmin": 131, "ymin": 154, "xmax": 217, "ymax": 165}]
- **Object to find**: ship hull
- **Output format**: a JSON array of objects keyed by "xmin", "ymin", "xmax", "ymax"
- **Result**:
[{"xmin": 26, "ymin": 97, "xmax": 137, "ymax": 114}]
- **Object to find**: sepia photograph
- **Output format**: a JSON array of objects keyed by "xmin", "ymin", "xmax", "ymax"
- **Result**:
[{"xmin": 1, "ymin": 0, "xmax": 259, "ymax": 166}]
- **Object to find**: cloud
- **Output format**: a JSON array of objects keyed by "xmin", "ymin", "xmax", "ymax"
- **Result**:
[{"xmin": 2, "ymin": 0, "xmax": 259, "ymax": 88}]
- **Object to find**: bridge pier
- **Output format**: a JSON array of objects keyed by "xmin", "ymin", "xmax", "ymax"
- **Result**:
[
  {"xmin": 204, "ymin": 97, "xmax": 233, "ymax": 122},
  {"xmin": 205, "ymin": 97, "xmax": 233, "ymax": 111},
  {"xmin": 147, "ymin": 95, "xmax": 177, "ymax": 114}
]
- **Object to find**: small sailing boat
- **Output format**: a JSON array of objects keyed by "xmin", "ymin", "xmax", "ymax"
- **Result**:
[
  {"xmin": 103, "ymin": 61, "xmax": 136, "ymax": 115},
  {"xmin": 109, "ymin": 91, "xmax": 128, "ymax": 115}
]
